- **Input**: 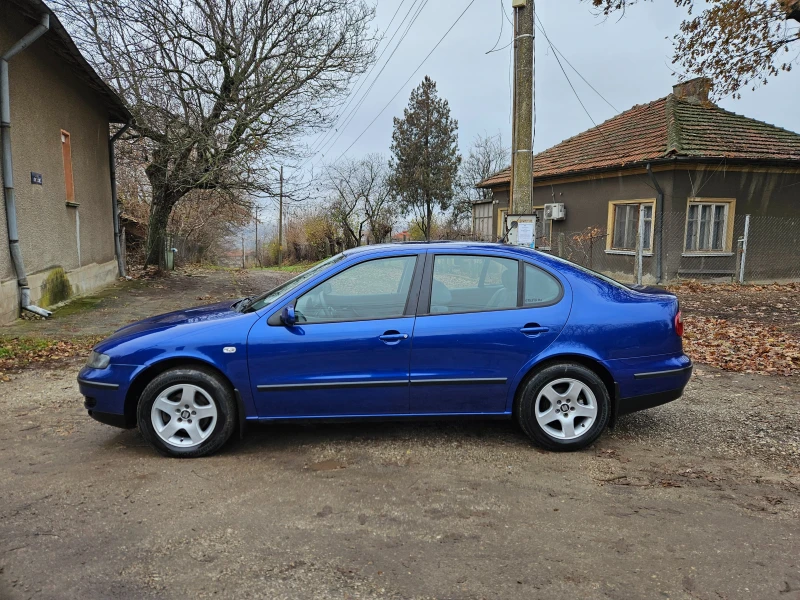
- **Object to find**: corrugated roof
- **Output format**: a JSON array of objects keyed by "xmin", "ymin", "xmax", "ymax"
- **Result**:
[
  {"xmin": 6, "ymin": 0, "xmax": 130, "ymax": 123},
  {"xmin": 477, "ymin": 94, "xmax": 800, "ymax": 188}
]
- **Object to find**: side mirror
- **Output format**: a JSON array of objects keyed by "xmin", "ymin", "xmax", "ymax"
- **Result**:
[{"xmin": 280, "ymin": 304, "xmax": 296, "ymax": 326}]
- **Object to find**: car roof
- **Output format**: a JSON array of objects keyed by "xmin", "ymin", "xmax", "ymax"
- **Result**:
[
  {"xmin": 343, "ymin": 241, "xmax": 541, "ymax": 257},
  {"xmin": 341, "ymin": 242, "xmax": 587, "ymax": 280}
]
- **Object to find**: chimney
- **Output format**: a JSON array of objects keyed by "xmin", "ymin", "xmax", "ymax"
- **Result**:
[{"xmin": 672, "ymin": 77, "xmax": 712, "ymax": 105}]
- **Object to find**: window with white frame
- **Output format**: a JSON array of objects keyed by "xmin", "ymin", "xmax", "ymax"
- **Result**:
[
  {"xmin": 684, "ymin": 200, "xmax": 733, "ymax": 252},
  {"xmin": 608, "ymin": 201, "xmax": 654, "ymax": 252}
]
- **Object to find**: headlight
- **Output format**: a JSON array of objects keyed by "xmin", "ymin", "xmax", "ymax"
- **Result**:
[{"xmin": 86, "ymin": 351, "xmax": 110, "ymax": 369}]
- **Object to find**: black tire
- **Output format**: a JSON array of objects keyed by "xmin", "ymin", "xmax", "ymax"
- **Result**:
[
  {"xmin": 516, "ymin": 362, "xmax": 610, "ymax": 451},
  {"xmin": 137, "ymin": 367, "xmax": 237, "ymax": 458}
]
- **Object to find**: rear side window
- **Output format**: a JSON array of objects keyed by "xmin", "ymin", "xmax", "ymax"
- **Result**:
[
  {"xmin": 523, "ymin": 263, "xmax": 561, "ymax": 306},
  {"xmin": 431, "ymin": 255, "xmax": 518, "ymax": 313}
]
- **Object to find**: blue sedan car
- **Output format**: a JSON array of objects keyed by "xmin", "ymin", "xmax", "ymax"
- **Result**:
[{"xmin": 78, "ymin": 242, "xmax": 691, "ymax": 457}]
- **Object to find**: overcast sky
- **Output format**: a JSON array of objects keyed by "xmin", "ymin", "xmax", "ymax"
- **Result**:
[{"xmin": 299, "ymin": 0, "xmax": 800, "ymax": 176}]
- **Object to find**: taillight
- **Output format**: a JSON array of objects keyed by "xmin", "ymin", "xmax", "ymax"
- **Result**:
[{"xmin": 674, "ymin": 311, "xmax": 684, "ymax": 337}]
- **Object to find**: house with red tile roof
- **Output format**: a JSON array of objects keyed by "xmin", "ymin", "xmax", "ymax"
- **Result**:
[{"xmin": 475, "ymin": 78, "xmax": 800, "ymax": 282}]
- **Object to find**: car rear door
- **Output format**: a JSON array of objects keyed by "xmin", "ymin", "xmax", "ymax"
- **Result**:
[
  {"xmin": 248, "ymin": 252, "xmax": 423, "ymax": 417},
  {"xmin": 409, "ymin": 251, "xmax": 571, "ymax": 414}
]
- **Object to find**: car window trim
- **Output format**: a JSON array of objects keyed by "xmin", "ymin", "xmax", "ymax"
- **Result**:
[
  {"xmin": 419, "ymin": 253, "xmax": 522, "ymax": 316},
  {"xmin": 521, "ymin": 261, "xmax": 565, "ymax": 308},
  {"xmin": 403, "ymin": 253, "xmax": 426, "ymax": 316},
  {"xmin": 270, "ymin": 254, "xmax": 422, "ymax": 326}
]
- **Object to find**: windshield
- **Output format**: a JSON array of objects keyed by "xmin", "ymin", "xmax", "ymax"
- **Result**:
[{"xmin": 244, "ymin": 254, "xmax": 346, "ymax": 312}]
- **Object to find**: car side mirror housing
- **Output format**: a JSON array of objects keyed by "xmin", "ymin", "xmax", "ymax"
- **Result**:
[{"xmin": 280, "ymin": 304, "xmax": 296, "ymax": 326}]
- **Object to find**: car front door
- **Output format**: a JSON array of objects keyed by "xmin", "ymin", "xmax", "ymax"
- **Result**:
[
  {"xmin": 248, "ymin": 253, "xmax": 422, "ymax": 417},
  {"xmin": 409, "ymin": 252, "xmax": 571, "ymax": 414}
]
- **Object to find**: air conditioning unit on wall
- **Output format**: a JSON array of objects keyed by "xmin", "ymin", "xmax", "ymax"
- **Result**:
[{"xmin": 544, "ymin": 203, "xmax": 566, "ymax": 221}]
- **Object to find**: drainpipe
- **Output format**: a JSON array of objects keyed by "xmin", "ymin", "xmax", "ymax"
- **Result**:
[
  {"xmin": 109, "ymin": 122, "xmax": 131, "ymax": 277},
  {"xmin": 646, "ymin": 163, "xmax": 665, "ymax": 284},
  {"xmin": 1, "ymin": 13, "xmax": 52, "ymax": 318}
]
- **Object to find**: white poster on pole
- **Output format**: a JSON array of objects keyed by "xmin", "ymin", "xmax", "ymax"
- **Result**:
[{"xmin": 517, "ymin": 222, "xmax": 534, "ymax": 245}]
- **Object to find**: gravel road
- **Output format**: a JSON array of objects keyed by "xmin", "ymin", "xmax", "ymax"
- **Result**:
[{"xmin": 1, "ymin": 360, "xmax": 798, "ymax": 600}]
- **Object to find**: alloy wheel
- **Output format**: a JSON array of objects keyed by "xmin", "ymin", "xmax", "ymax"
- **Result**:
[
  {"xmin": 150, "ymin": 383, "xmax": 218, "ymax": 448},
  {"xmin": 534, "ymin": 378, "xmax": 598, "ymax": 440}
]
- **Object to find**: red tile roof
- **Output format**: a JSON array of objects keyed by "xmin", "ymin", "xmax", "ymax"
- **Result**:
[{"xmin": 477, "ymin": 94, "xmax": 800, "ymax": 188}]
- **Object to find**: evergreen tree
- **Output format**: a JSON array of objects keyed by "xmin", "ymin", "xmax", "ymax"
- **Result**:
[{"xmin": 388, "ymin": 77, "xmax": 461, "ymax": 241}]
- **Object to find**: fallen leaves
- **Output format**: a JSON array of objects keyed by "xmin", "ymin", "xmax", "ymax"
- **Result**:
[
  {"xmin": 0, "ymin": 336, "xmax": 100, "ymax": 379},
  {"xmin": 683, "ymin": 316, "xmax": 800, "ymax": 376},
  {"xmin": 668, "ymin": 281, "xmax": 800, "ymax": 376}
]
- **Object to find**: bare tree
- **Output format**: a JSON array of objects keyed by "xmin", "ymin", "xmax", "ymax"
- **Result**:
[
  {"xmin": 586, "ymin": 0, "xmax": 800, "ymax": 98},
  {"xmin": 451, "ymin": 132, "xmax": 509, "ymax": 230},
  {"xmin": 54, "ymin": 0, "xmax": 377, "ymax": 267},
  {"xmin": 324, "ymin": 154, "xmax": 396, "ymax": 247}
]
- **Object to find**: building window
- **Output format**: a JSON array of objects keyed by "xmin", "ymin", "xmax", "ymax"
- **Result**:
[
  {"xmin": 606, "ymin": 200, "xmax": 655, "ymax": 252},
  {"xmin": 472, "ymin": 202, "xmax": 493, "ymax": 240},
  {"xmin": 61, "ymin": 130, "xmax": 75, "ymax": 205},
  {"xmin": 684, "ymin": 199, "xmax": 735, "ymax": 253}
]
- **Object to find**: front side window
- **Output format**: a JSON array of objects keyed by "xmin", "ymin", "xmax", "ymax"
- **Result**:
[
  {"xmin": 610, "ymin": 201, "xmax": 654, "ymax": 252},
  {"xmin": 295, "ymin": 256, "xmax": 417, "ymax": 323},
  {"xmin": 685, "ymin": 201, "xmax": 732, "ymax": 252},
  {"xmin": 245, "ymin": 254, "xmax": 345, "ymax": 312},
  {"xmin": 430, "ymin": 255, "xmax": 518, "ymax": 314}
]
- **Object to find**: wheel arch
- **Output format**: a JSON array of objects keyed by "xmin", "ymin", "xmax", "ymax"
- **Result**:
[
  {"xmin": 125, "ymin": 357, "xmax": 245, "ymax": 436},
  {"xmin": 511, "ymin": 354, "xmax": 619, "ymax": 425}
]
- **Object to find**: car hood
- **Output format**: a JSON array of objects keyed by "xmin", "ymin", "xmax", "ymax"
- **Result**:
[{"xmin": 101, "ymin": 300, "xmax": 243, "ymax": 344}]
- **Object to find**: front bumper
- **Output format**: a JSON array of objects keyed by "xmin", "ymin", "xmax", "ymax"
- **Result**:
[
  {"xmin": 78, "ymin": 365, "xmax": 137, "ymax": 429},
  {"xmin": 86, "ymin": 409, "xmax": 133, "ymax": 429}
]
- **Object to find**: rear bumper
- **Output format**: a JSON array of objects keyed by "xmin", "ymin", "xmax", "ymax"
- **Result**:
[
  {"xmin": 617, "ymin": 362, "xmax": 693, "ymax": 417},
  {"xmin": 618, "ymin": 386, "xmax": 684, "ymax": 416}
]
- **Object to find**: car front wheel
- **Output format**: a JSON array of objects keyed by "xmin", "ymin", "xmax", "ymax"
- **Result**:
[
  {"xmin": 517, "ymin": 363, "xmax": 610, "ymax": 451},
  {"xmin": 137, "ymin": 367, "xmax": 237, "ymax": 458}
]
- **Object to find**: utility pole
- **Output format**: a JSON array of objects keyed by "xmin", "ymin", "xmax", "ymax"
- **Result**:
[
  {"xmin": 510, "ymin": 0, "xmax": 534, "ymax": 216},
  {"xmin": 254, "ymin": 206, "xmax": 259, "ymax": 267},
  {"xmin": 278, "ymin": 166, "xmax": 283, "ymax": 266}
]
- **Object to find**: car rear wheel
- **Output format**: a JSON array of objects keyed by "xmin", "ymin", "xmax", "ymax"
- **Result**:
[
  {"xmin": 137, "ymin": 367, "xmax": 237, "ymax": 458},
  {"xmin": 517, "ymin": 363, "xmax": 610, "ymax": 451}
]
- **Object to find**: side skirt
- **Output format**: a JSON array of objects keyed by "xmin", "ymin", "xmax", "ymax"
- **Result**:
[{"xmin": 246, "ymin": 412, "xmax": 513, "ymax": 424}]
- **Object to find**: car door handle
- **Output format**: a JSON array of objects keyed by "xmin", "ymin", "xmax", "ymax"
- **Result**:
[
  {"xmin": 520, "ymin": 324, "xmax": 549, "ymax": 337},
  {"xmin": 379, "ymin": 331, "xmax": 409, "ymax": 344}
]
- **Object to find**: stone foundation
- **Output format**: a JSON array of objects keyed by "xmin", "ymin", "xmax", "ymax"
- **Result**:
[{"xmin": 0, "ymin": 259, "xmax": 119, "ymax": 325}]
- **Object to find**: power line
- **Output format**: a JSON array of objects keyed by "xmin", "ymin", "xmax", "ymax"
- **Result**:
[
  {"xmin": 535, "ymin": 15, "xmax": 663, "ymax": 194},
  {"xmin": 313, "ymin": 0, "xmax": 432, "ymax": 164},
  {"xmin": 534, "ymin": 15, "xmax": 618, "ymax": 113},
  {"xmin": 485, "ymin": 0, "xmax": 508, "ymax": 54},
  {"xmin": 303, "ymin": 0, "xmax": 417, "ymax": 162},
  {"xmin": 332, "ymin": 0, "xmax": 478, "ymax": 164}
]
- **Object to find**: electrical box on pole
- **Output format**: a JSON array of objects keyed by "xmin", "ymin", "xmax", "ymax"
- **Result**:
[{"xmin": 505, "ymin": 214, "xmax": 537, "ymax": 248}]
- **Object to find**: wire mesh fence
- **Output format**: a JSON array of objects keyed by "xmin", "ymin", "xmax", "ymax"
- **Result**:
[
  {"xmin": 533, "ymin": 212, "xmax": 800, "ymax": 284},
  {"xmin": 206, "ymin": 213, "xmax": 798, "ymax": 285}
]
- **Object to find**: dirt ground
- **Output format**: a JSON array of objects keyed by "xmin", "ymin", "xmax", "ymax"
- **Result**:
[{"xmin": 1, "ymin": 269, "xmax": 799, "ymax": 599}]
